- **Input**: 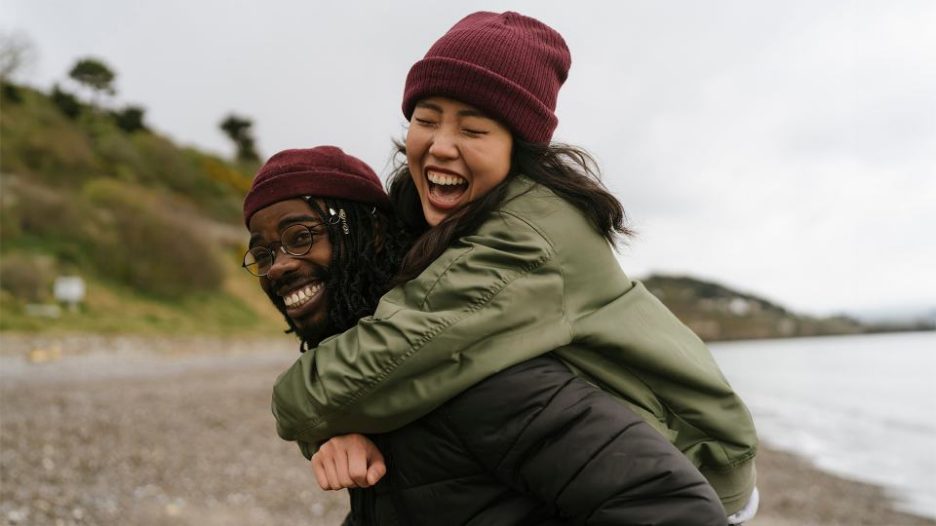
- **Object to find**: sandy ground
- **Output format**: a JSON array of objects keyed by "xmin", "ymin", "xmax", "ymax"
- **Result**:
[{"xmin": 1, "ymin": 334, "xmax": 933, "ymax": 526}]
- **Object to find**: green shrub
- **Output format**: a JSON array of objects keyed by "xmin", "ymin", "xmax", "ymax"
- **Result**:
[
  {"xmin": 24, "ymin": 127, "xmax": 100, "ymax": 180},
  {"xmin": 0, "ymin": 87, "xmax": 99, "ymax": 182},
  {"xmin": 95, "ymin": 127, "xmax": 145, "ymax": 181},
  {"xmin": 2, "ymin": 82, "xmax": 23, "ymax": 104},
  {"xmin": 130, "ymin": 134, "xmax": 203, "ymax": 194},
  {"xmin": 83, "ymin": 179, "xmax": 225, "ymax": 298},
  {"xmin": 0, "ymin": 252, "xmax": 56, "ymax": 302},
  {"xmin": 1, "ymin": 176, "xmax": 95, "ymax": 260},
  {"xmin": 112, "ymin": 105, "xmax": 147, "ymax": 133},
  {"xmin": 199, "ymin": 154, "xmax": 252, "ymax": 194},
  {"xmin": 51, "ymin": 84, "xmax": 82, "ymax": 119}
]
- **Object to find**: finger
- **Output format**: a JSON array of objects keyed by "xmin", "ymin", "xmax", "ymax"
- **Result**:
[
  {"xmin": 348, "ymin": 444, "xmax": 370, "ymax": 487},
  {"xmin": 311, "ymin": 456, "xmax": 330, "ymax": 491},
  {"xmin": 336, "ymin": 448, "xmax": 357, "ymax": 489},
  {"xmin": 322, "ymin": 454, "xmax": 342, "ymax": 491}
]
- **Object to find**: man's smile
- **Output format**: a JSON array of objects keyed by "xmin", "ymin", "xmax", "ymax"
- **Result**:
[{"xmin": 278, "ymin": 279, "xmax": 326, "ymax": 319}]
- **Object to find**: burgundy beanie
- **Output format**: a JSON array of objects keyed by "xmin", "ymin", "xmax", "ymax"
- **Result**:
[
  {"xmin": 402, "ymin": 11, "xmax": 571, "ymax": 144},
  {"xmin": 243, "ymin": 146, "xmax": 390, "ymax": 227}
]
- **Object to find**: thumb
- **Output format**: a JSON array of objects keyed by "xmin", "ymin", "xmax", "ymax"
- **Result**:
[{"xmin": 366, "ymin": 460, "xmax": 387, "ymax": 486}]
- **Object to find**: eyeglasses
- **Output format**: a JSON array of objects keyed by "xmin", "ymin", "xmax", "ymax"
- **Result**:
[{"xmin": 242, "ymin": 223, "xmax": 325, "ymax": 277}]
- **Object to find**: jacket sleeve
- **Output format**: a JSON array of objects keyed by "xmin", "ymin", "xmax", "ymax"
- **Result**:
[
  {"xmin": 441, "ymin": 355, "xmax": 728, "ymax": 526},
  {"xmin": 271, "ymin": 211, "xmax": 574, "ymax": 452}
]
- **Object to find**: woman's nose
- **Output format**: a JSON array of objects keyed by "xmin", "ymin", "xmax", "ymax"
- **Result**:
[{"xmin": 428, "ymin": 128, "xmax": 459, "ymax": 159}]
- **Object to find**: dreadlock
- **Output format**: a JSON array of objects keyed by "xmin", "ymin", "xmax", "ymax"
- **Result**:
[{"xmin": 278, "ymin": 197, "xmax": 413, "ymax": 351}]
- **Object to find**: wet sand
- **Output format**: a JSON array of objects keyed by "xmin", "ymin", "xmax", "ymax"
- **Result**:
[{"xmin": 1, "ymin": 334, "xmax": 933, "ymax": 525}]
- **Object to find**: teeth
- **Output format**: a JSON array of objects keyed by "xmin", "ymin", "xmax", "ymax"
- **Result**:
[
  {"xmin": 427, "ymin": 171, "xmax": 467, "ymax": 186},
  {"xmin": 283, "ymin": 283, "xmax": 322, "ymax": 308}
]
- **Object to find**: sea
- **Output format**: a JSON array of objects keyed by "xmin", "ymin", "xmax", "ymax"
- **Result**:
[{"xmin": 711, "ymin": 331, "xmax": 936, "ymax": 519}]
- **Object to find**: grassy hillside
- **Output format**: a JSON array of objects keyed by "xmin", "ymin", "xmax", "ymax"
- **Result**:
[
  {"xmin": 643, "ymin": 274, "xmax": 867, "ymax": 341},
  {"xmin": 0, "ymin": 83, "xmax": 284, "ymax": 335}
]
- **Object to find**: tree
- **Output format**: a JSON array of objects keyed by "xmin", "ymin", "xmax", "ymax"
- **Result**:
[
  {"xmin": 219, "ymin": 114, "xmax": 260, "ymax": 162},
  {"xmin": 68, "ymin": 58, "xmax": 115, "ymax": 107},
  {"xmin": 0, "ymin": 30, "xmax": 37, "ymax": 103},
  {"xmin": 0, "ymin": 30, "xmax": 36, "ymax": 82},
  {"xmin": 112, "ymin": 105, "xmax": 147, "ymax": 133}
]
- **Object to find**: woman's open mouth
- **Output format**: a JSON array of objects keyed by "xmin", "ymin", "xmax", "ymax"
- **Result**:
[{"xmin": 426, "ymin": 169, "xmax": 469, "ymax": 209}]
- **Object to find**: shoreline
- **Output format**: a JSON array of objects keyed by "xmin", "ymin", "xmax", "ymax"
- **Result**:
[{"xmin": 752, "ymin": 446, "xmax": 934, "ymax": 525}]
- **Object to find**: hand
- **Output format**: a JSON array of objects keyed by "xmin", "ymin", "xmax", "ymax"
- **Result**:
[{"xmin": 311, "ymin": 433, "xmax": 386, "ymax": 491}]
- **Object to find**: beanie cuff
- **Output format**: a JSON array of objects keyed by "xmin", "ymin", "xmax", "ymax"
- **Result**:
[
  {"xmin": 243, "ymin": 169, "xmax": 390, "ymax": 227},
  {"xmin": 402, "ymin": 56, "xmax": 558, "ymax": 144}
]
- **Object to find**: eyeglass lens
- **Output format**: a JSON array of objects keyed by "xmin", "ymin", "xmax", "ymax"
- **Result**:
[{"xmin": 242, "ymin": 224, "xmax": 319, "ymax": 277}]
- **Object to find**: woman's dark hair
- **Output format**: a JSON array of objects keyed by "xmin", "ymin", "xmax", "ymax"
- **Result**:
[
  {"xmin": 388, "ymin": 138, "xmax": 633, "ymax": 285},
  {"xmin": 277, "ymin": 197, "xmax": 413, "ymax": 351}
]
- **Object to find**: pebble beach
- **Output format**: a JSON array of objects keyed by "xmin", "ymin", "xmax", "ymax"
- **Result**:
[{"xmin": 1, "ymin": 334, "xmax": 933, "ymax": 526}]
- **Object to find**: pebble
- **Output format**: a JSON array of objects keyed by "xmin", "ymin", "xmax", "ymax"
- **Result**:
[
  {"xmin": 310, "ymin": 502, "xmax": 325, "ymax": 517},
  {"xmin": 6, "ymin": 508, "xmax": 28, "ymax": 524}
]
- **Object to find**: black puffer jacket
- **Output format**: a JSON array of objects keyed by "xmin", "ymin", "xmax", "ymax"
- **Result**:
[{"xmin": 345, "ymin": 355, "xmax": 726, "ymax": 526}]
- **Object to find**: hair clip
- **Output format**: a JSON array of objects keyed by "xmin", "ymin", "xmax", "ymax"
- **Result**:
[
  {"xmin": 338, "ymin": 208, "xmax": 350, "ymax": 235},
  {"xmin": 326, "ymin": 207, "xmax": 341, "ymax": 225}
]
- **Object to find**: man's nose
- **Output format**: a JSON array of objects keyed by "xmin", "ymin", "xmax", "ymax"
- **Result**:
[{"xmin": 265, "ymin": 248, "xmax": 300, "ymax": 281}]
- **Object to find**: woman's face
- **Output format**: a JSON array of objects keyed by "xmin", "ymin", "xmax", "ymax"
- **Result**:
[{"xmin": 406, "ymin": 96, "xmax": 513, "ymax": 227}]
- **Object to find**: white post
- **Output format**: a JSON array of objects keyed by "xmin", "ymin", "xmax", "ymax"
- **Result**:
[{"xmin": 53, "ymin": 276, "xmax": 86, "ymax": 312}]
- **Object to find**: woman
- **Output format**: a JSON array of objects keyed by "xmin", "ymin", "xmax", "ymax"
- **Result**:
[{"xmin": 271, "ymin": 11, "xmax": 758, "ymax": 523}]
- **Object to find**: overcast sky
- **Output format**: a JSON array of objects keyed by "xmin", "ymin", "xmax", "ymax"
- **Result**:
[{"xmin": 4, "ymin": 0, "xmax": 935, "ymax": 316}]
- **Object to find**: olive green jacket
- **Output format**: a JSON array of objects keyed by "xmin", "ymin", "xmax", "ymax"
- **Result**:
[{"xmin": 272, "ymin": 176, "xmax": 758, "ymax": 514}]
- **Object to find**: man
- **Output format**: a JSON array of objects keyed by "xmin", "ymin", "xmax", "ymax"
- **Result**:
[
  {"xmin": 242, "ymin": 145, "xmax": 406, "ymax": 350},
  {"xmin": 242, "ymin": 146, "xmax": 727, "ymax": 525}
]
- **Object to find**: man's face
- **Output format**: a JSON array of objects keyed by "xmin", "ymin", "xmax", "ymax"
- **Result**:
[{"xmin": 248, "ymin": 198, "xmax": 333, "ymax": 343}]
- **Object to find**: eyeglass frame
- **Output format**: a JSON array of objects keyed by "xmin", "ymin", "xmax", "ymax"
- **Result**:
[{"xmin": 241, "ymin": 204, "xmax": 342, "ymax": 277}]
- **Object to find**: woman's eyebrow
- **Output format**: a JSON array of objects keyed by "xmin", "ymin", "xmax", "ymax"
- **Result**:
[
  {"xmin": 415, "ymin": 102, "xmax": 491, "ymax": 122},
  {"xmin": 415, "ymin": 101, "xmax": 489, "ymax": 120},
  {"xmin": 414, "ymin": 101, "xmax": 443, "ymax": 112},
  {"xmin": 457, "ymin": 109, "xmax": 488, "ymax": 119}
]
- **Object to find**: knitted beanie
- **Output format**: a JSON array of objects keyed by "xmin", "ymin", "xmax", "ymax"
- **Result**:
[
  {"xmin": 402, "ymin": 11, "xmax": 571, "ymax": 144},
  {"xmin": 243, "ymin": 146, "xmax": 390, "ymax": 227}
]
